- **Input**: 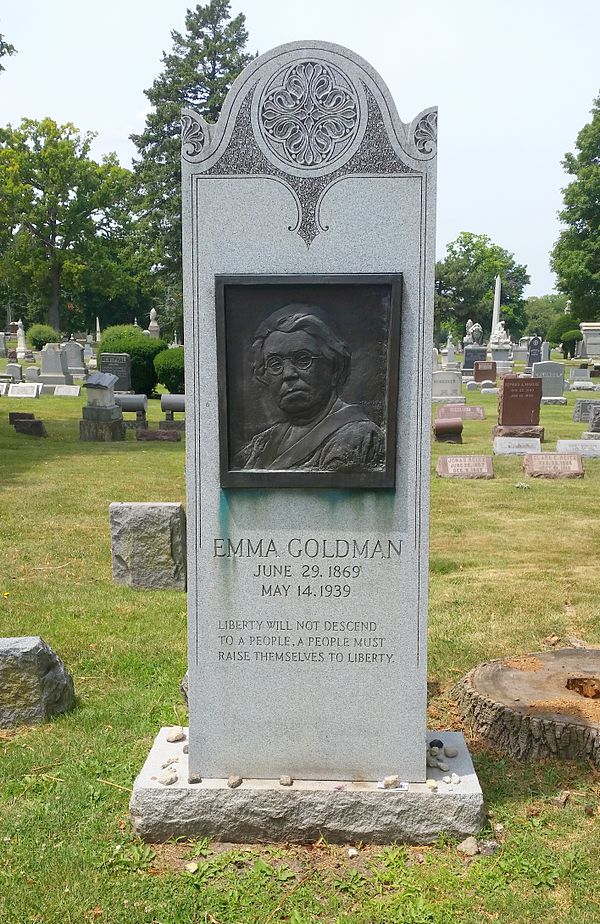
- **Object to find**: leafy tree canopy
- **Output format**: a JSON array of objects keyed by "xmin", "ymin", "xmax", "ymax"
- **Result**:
[
  {"xmin": 523, "ymin": 293, "xmax": 568, "ymax": 339},
  {"xmin": 435, "ymin": 232, "xmax": 530, "ymax": 343},
  {"xmin": 0, "ymin": 32, "xmax": 16, "ymax": 73},
  {"xmin": 0, "ymin": 117, "xmax": 153, "ymax": 332},
  {"xmin": 551, "ymin": 93, "xmax": 600, "ymax": 320},
  {"xmin": 131, "ymin": 1, "xmax": 254, "ymax": 285}
]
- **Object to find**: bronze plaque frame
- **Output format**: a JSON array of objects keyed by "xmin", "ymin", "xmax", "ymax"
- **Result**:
[{"xmin": 216, "ymin": 274, "xmax": 402, "ymax": 488}]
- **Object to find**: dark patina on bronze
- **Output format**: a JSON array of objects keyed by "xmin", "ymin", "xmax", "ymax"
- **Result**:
[{"xmin": 215, "ymin": 274, "xmax": 402, "ymax": 488}]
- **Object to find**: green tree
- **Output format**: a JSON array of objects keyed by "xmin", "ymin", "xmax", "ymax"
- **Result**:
[
  {"xmin": 0, "ymin": 33, "xmax": 16, "ymax": 73},
  {"xmin": 547, "ymin": 313, "xmax": 581, "ymax": 347},
  {"xmin": 551, "ymin": 94, "xmax": 600, "ymax": 319},
  {"xmin": 435, "ymin": 232, "xmax": 530, "ymax": 342},
  {"xmin": 131, "ymin": 1, "xmax": 254, "ymax": 290},
  {"xmin": 523, "ymin": 293, "xmax": 568, "ymax": 339},
  {"xmin": 0, "ymin": 117, "xmax": 147, "ymax": 331}
]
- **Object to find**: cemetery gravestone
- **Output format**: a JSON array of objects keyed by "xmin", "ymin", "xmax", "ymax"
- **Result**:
[
  {"xmin": 435, "ymin": 404, "xmax": 485, "ymax": 421},
  {"xmin": 462, "ymin": 344, "xmax": 486, "ymax": 373},
  {"xmin": 0, "ymin": 332, "xmax": 6, "ymax": 358},
  {"xmin": 523, "ymin": 453, "xmax": 583, "ymax": 478},
  {"xmin": 541, "ymin": 342, "xmax": 550, "ymax": 362},
  {"xmin": 431, "ymin": 370, "xmax": 464, "ymax": 402},
  {"xmin": 6, "ymin": 363, "xmax": 22, "ymax": 382},
  {"xmin": 80, "ymin": 372, "xmax": 125, "ymax": 441},
  {"xmin": 160, "ymin": 394, "xmax": 186, "ymax": 431},
  {"xmin": 573, "ymin": 399, "xmax": 600, "ymax": 423},
  {"xmin": 435, "ymin": 455, "xmax": 493, "ymax": 478},
  {"xmin": 53, "ymin": 385, "xmax": 81, "ymax": 397},
  {"xmin": 527, "ymin": 336, "xmax": 542, "ymax": 367},
  {"xmin": 556, "ymin": 439, "xmax": 600, "ymax": 458},
  {"xmin": 570, "ymin": 368, "xmax": 590, "ymax": 382},
  {"xmin": 115, "ymin": 394, "xmax": 148, "ymax": 429},
  {"xmin": 532, "ymin": 361, "xmax": 566, "ymax": 404},
  {"xmin": 473, "ymin": 361, "xmax": 496, "ymax": 383},
  {"xmin": 432, "ymin": 417, "xmax": 463, "ymax": 442},
  {"xmin": 494, "ymin": 375, "xmax": 543, "ymax": 439},
  {"xmin": 38, "ymin": 343, "xmax": 73, "ymax": 386},
  {"xmin": 13, "ymin": 418, "xmax": 47, "ymax": 437},
  {"xmin": 583, "ymin": 406, "xmax": 600, "ymax": 439},
  {"xmin": 63, "ymin": 338, "xmax": 86, "ymax": 376},
  {"xmin": 493, "ymin": 436, "xmax": 541, "ymax": 455},
  {"xmin": 130, "ymin": 40, "xmax": 483, "ymax": 844},
  {"xmin": 7, "ymin": 383, "xmax": 40, "ymax": 399},
  {"xmin": 100, "ymin": 353, "xmax": 132, "ymax": 392}
]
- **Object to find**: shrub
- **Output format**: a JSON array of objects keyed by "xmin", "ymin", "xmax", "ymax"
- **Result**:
[
  {"xmin": 547, "ymin": 314, "xmax": 579, "ymax": 346},
  {"xmin": 561, "ymin": 329, "xmax": 583, "ymax": 359},
  {"xmin": 26, "ymin": 324, "xmax": 60, "ymax": 351},
  {"xmin": 154, "ymin": 347, "xmax": 185, "ymax": 394},
  {"xmin": 98, "ymin": 325, "xmax": 167, "ymax": 396}
]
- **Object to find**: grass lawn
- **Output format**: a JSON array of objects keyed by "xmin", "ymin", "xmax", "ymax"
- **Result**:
[{"xmin": 1, "ymin": 391, "xmax": 599, "ymax": 924}]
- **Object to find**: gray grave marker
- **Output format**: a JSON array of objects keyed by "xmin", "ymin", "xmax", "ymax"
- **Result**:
[{"xmin": 131, "ymin": 39, "xmax": 483, "ymax": 845}]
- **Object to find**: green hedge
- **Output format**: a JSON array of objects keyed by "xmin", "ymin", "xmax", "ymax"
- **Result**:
[
  {"xmin": 154, "ymin": 346, "xmax": 185, "ymax": 394},
  {"xmin": 561, "ymin": 329, "xmax": 583, "ymax": 359},
  {"xmin": 99, "ymin": 325, "xmax": 167, "ymax": 395},
  {"xmin": 26, "ymin": 324, "xmax": 60, "ymax": 351}
]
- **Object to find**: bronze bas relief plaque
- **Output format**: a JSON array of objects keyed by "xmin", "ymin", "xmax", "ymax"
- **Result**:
[{"xmin": 216, "ymin": 275, "xmax": 402, "ymax": 488}]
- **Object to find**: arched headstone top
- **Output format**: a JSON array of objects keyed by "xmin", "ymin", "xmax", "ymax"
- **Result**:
[
  {"xmin": 183, "ymin": 40, "xmax": 437, "ymax": 170},
  {"xmin": 182, "ymin": 41, "xmax": 436, "ymax": 247}
]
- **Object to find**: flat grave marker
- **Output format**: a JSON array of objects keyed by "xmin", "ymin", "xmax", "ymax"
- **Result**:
[
  {"xmin": 523, "ymin": 453, "xmax": 583, "ymax": 478},
  {"xmin": 435, "ymin": 404, "xmax": 485, "ymax": 420},
  {"xmin": 493, "ymin": 436, "xmax": 541, "ymax": 455},
  {"xmin": 436, "ymin": 455, "xmax": 493, "ymax": 478},
  {"xmin": 556, "ymin": 439, "xmax": 600, "ymax": 458}
]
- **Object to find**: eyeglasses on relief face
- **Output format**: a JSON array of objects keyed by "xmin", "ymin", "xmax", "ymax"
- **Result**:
[{"xmin": 264, "ymin": 351, "xmax": 318, "ymax": 375}]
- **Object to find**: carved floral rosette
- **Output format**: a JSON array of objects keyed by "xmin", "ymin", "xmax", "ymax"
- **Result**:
[{"xmin": 181, "ymin": 42, "xmax": 437, "ymax": 245}]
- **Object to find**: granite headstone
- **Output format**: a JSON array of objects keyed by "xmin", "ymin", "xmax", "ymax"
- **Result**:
[{"xmin": 100, "ymin": 353, "xmax": 132, "ymax": 392}]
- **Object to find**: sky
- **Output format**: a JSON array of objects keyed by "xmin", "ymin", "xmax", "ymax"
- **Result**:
[{"xmin": 1, "ymin": 0, "xmax": 598, "ymax": 296}]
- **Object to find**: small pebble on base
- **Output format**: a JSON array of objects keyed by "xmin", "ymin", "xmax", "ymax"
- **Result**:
[
  {"xmin": 429, "ymin": 738, "xmax": 444, "ymax": 749},
  {"xmin": 227, "ymin": 775, "xmax": 242, "ymax": 789},
  {"xmin": 443, "ymin": 745, "xmax": 458, "ymax": 758},
  {"xmin": 383, "ymin": 774, "xmax": 400, "ymax": 789},
  {"xmin": 347, "ymin": 847, "xmax": 359, "ymax": 859},
  {"xmin": 166, "ymin": 726, "xmax": 185, "ymax": 743},
  {"xmin": 426, "ymin": 779, "xmax": 438, "ymax": 791},
  {"xmin": 279, "ymin": 775, "xmax": 293, "ymax": 787},
  {"xmin": 158, "ymin": 770, "xmax": 178, "ymax": 786},
  {"xmin": 451, "ymin": 772, "xmax": 461, "ymax": 785}
]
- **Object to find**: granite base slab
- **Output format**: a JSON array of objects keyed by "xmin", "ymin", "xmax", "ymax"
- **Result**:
[
  {"xmin": 493, "ymin": 425, "xmax": 544, "ymax": 440},
  {"xmin": 431, "ymin": 396, "xmax": 466, "ymax": 405},
  {"xmin": 540, "ymin": 397, "xmax": 567, "ymax": 406},
  {"xmin": 130, "ymin": 728, "xmax": 485, "ymax": 845}
]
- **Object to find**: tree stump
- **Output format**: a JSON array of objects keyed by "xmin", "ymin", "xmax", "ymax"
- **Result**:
[{"xmin": 454, "ymin": 649, "xmax": 600, "ymax": 766}]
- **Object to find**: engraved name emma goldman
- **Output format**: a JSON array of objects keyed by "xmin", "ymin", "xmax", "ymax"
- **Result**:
[{"xmin": 237, "ymin": 305, "xmax": 385, "ymax": 472}]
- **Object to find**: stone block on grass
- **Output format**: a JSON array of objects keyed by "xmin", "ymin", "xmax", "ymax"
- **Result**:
[
  {"xmin": 13, "ymin": 419, "xmax": 47, "ymax": 437},
  {"xmin": 109, "ymin": 502, "xmax": 187, "ymax": 590},
  {"xmin": 136, "ymin": 428, "xmax": 182, "ymax": 442},
  {"xmin": 0, "ymin": 637, "xmax": 75, "ymax": 727},
  {"xmin": 8, "ymin": 412, "xmax": 34, "ymax": 425}
]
